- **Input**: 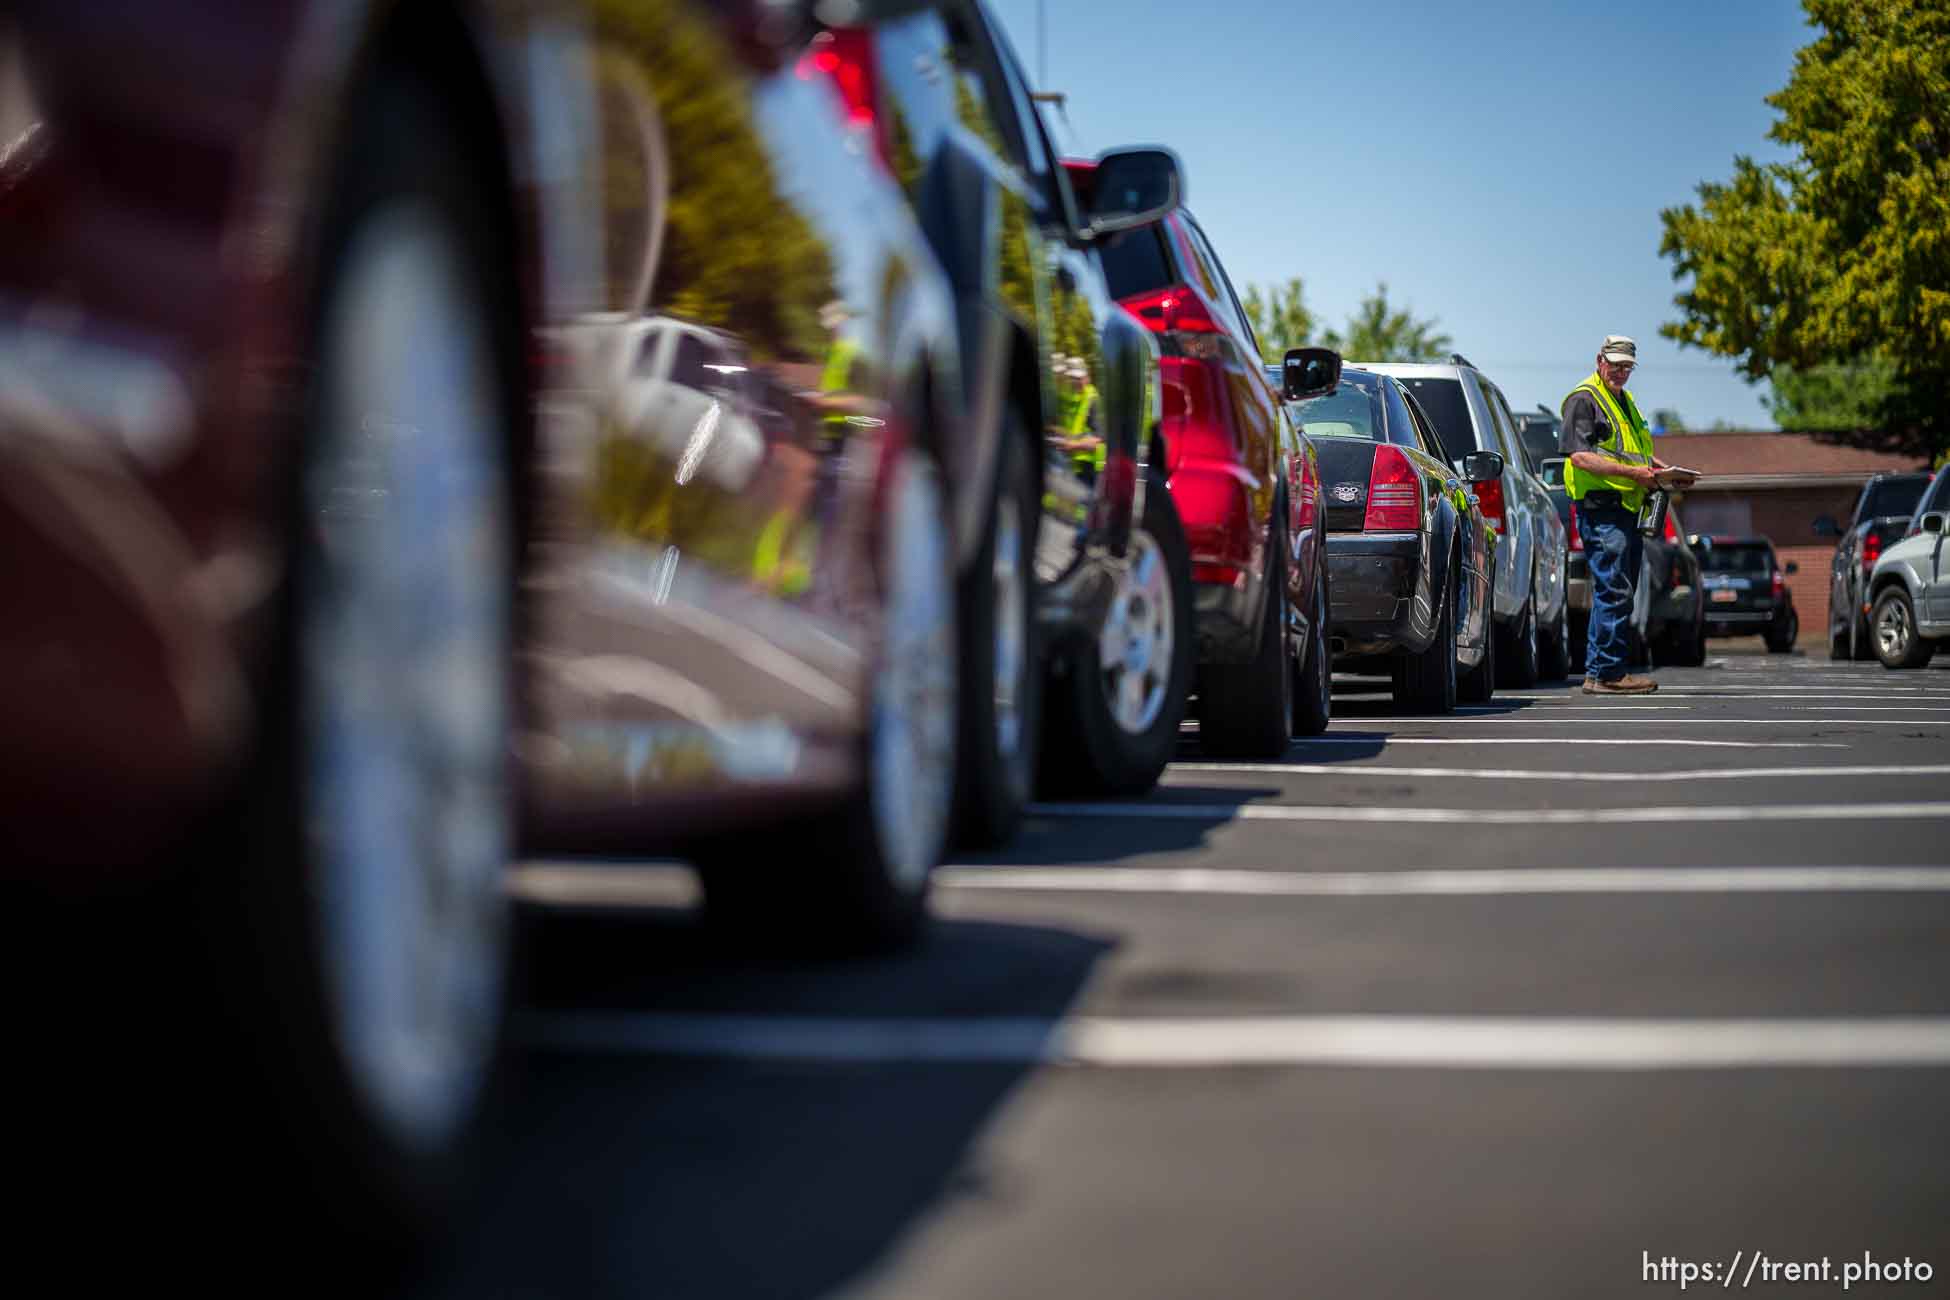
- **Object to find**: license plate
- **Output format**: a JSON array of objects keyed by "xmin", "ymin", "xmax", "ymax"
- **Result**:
[{"xmin": 1712, "ymin": 589, "xmax": 1739, "ymax": 603}]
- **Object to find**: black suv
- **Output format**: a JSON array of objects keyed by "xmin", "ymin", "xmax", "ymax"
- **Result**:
[
  {"xmin": 1698, "ymin": 535, "xmax": 1800, "ymax": 653},
  {"xmin": 827, "ymin": 1, "xmax": 1194, "ymax": 842},
  {"xmin": 1817, "ymin": 471, "xmax": 1934, "ymax": 660}
]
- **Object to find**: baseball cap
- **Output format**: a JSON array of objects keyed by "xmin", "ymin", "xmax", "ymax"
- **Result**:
[{"xmin": 1600, "ymin": 335, "xmax": 1638, "ymax": 365}]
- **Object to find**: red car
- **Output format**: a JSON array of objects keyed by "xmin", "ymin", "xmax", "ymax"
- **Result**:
[
  {"xmin": 1069, "ymin": 162, "xmax": 1330, "ymax": 752},
  {"xmin": 4, "ymin": 0, "xmax": 968, "ymax": 1248}
]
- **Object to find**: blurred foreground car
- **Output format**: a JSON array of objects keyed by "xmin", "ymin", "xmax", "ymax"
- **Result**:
[
  {"xmin": 1278, "ymin": 362, "xmax": 1500, "ymax": 713},
  {"xmin": 1078, "ymin": 168, "xmax": 1332, "ymax": 751},
  {"xmin": 1641, "ymin": 501, "xmax": 1706, "ymax": 666},
  {"xmin": 1818, "ymin": 470, "xmax": 1932, "ymax": 659},
  {"xmin": 1865, "ymin": 462, "xmax": 1950, "ymax": 669},
  {"xmin": 1696, "ymin": 536, "xmax": 1800, "ymax": 652},
  {"xmin": 824, "ymin": 0, "xmax": 1195, "ymax": 821},
  {"xmin": 1364, "ymin": 358, "xmax": 1569, "ymax": 685},
  {"xmin": 3, "ymin": 0, "xmax": 968, "ymax": 1248}
]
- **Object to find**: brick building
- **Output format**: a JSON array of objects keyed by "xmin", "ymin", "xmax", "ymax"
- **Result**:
[{"xmin": 1659, "ymin": 431, "xmax": 1931, "ymax": 628}]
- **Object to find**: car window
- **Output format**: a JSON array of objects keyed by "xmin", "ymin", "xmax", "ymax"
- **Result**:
[
  {"xmin": 1862, "ymin": 476, "xmax": 1928, "ymax": 521},
  {"xmin": 1096, "ymin": 223, "xmax": 1177, "ymax": 299},
  {"xmin": 1699, "ymin": 542, "xmax": 1774, "ymax": 575},
  {"xmin": 1379, "ymin": 377, "xmax": 1428, "ymax": 452},
  {"xmin": 668, "ymin": 332, "xmax": 715, "ymax": 389},
  {"xmin": 1399, "ymin": 386, "xmax": 1447, "ymax": 461},
  {"xmin": 1288, "ymin": 372, "xmax": 1383, "ymax": 439},
  {"xmin": 1484, "ymin": 382, "xmax": 1533, "ymax": 472},
  {"xmin": 1922, "ymin": 466, "xmax": 1950, "ymax": 517},
  {"xmin": 872, "ymin": 11, "xmax": 1009, "ymax": 190},
  {"xmin": 1394, "ymin": 376, "xmax": 1475, "ymax": 464}
]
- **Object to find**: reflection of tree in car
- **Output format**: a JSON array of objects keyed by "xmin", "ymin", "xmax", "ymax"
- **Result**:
[{"xmin": 592, "ymin": 0, "xmax": 837, "ymax": 362}]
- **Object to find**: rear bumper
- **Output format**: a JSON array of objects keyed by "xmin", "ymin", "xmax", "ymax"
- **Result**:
[
  {"xmin": 1326, "ymin": 531, "xmax": 1430, "ymax": 657},
  {"xmin": 1566, "ymin": 553, "xmax": 1591, "ymax": 611},
  {"xmin": 1192, "ymin": 572, "xmax": 1261, "ymax": 664},
  {"xmin": 1171, "ymin": 461, "xmax": 1266, "ymax": 665}
]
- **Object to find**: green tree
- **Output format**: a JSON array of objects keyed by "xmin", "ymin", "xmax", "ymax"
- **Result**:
[
  {"xmin": 1658, "ymin": 0, "xmax": 1950, "ymax": 460},
  {"xmin": 1649, "ymin": 408, "xmax": 1688, "ymax": 432},
  {"xmin": 1322, "ymin": 283, "xmax": 1452, "ymax": 363},
  {"xmin": 1242, "ymin": 277, "xmax": 1316, "ymax": 365},
  {"xmin": 1766, "ymin": 355, "xmax": 1903, "ymax": 431}
]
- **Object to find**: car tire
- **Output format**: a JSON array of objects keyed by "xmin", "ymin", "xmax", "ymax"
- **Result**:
[
  {"xmin": 1042, "ymin": 467, "xmax": 1194, "ymax": 796},
  {"xmin": 1871, "ymin": 586, "xmax": 1934, "ymax": 670},
  {"xmin": 1568, "ymin": 612, "xmax": 1588, "ymax": 675},
  {"xmin": 1394, "ymin": 555, "xmax": 1458, "ymax": 715},
  {"xmin": 952, "ymin": 420, "xmax": 1042, "ymax": 848},
  {"xmin": 1199, "ymin": 527, "xmax": 1292, "ymax": 758},
  {"xmin": 1538, "ymin": 594, "xmax": 1571, "ymax": 681},
  {"xmin": 1850, "ymin": 592, "xmax": 1877, "ymax": 660},
  {"xmin": 1676, "ymin": 614, "xmax": 1709, "ymax": 666},
  {"xmin": 698, "ymin": 447, "xmax": 960, "ymax": 952},
  {"xmin": 1292, "ymin": 560, "xmax": 1332, "ymax": 737},
  {"xmin": 1764, "ymin": 607, "xmax": 1798, "ymax": 654},
  {"xmin": 199, "ymin": 71, "xmax": 523, "ymax": 1251},
  {"xmin": 1496, "ymin": 592, "xmax": 1540, "ymax": 688}
]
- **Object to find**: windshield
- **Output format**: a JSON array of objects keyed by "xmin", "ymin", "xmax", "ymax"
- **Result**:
[
  {"xmin": 1287, "ymin": 372, "xmax": 1383, "ymax": 439},
  {"xmin": 1392, "ymin": 376, "xmax": 1476, "ymax": 464},
  {"xmin": 1862, "ymin": 476, "xmax": 1929, "ymax": 521},
  {"xmin": 1700, "ymin": 542, "xmax": 1774, "ymax": 575}
]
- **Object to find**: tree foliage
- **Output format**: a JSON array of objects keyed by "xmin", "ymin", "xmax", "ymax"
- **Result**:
[
  {"xmin": 1242, "ymin": 277, "xmax": 1316, "ymax": 365},
  {"xmin": 1321, "ymin": 283, "xmax": 1452, "ymax": 363},
  {"xmin": 1767, "ymin": 354, "xmax": 1903, "ymax": 432},
  {"xmin": 1659, "ymin": 0, "xmax": 1950, "ymax": 459},
  {"xmin": 1242, "ymin": 277, "xmax": 1450, "ymax": 364}
]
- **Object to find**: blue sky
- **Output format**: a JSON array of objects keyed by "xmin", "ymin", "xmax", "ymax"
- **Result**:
[{"xmin": 987, "ymin": 0, "xmax": 1811, "ymax": 431}]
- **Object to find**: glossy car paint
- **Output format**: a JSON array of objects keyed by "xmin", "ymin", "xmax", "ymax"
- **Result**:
[
  {"xmin": 0, "ymin": 0, "xmax": 964, "ymax": 877},
  {"xmin": 1074, "ymin": 183, "xmax": 1325, "ymax": 674},
  {"xmin": 1826, "ymin": 472, "xmax": 1935, "ymax": 654},
  {"xmin": 1867, "ymin": 465, "xmax": 1950, "ymax": 640}
]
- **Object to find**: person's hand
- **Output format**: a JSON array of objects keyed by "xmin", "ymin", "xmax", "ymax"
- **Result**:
[{"xmin": 1633, "ymin": 465, "xmax": 1660, "ymax": 487}]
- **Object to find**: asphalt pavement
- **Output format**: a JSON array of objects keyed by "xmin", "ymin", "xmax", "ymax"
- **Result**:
[
  {"xmin": 29, "ymin": 650, "xmax": 1944, "ymax": 1295},
  {"xmin": 383, "ymin": 649, "xmax": 1949, "ymax": 1299}
]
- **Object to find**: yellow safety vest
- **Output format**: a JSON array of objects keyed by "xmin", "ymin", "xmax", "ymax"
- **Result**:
[{"xmin": 1561, "ymin": 374, "xmax": 1655, "ymax": 511}]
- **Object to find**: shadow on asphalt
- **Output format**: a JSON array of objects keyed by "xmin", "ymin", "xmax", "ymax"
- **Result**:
[
  {"xmin": 400, "ymin": 905, "xmax": 1117, "ymax": 1300},
  {"xmin": 970, "ymin": 784, "xmax": 1281, "ymax": 867}
]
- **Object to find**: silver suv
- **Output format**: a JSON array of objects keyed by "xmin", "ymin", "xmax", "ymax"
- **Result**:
[
  {"xmin": 1361, "ymin": 357, "xmax": 1570, "ymax": 685},
  {"xmin": 1865, "ymin": 462, "xmax": 1950, "ymax": 669}
]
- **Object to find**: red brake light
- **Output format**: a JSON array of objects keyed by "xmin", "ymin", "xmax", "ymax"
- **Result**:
[
  {"xmin": 1663, "ymin": 512, "xmax": 1679, "ymax": 543},
  {"xmin": 1772, "ymin": 570, "xmax": 1786, "ymax": 600},
  {"xmin": 799, "ymin": 30, "xmax": 888, "ymax": 172},
  {"xmin": 1566, "ymin": 509, "xmax": 1583, "ymax": 552},
  {"xmin": 1474, "ymin": 474, "xmax": 1507, "ymax": 530},
  {"xmin": 1862, "ymin": 530, "xmax": 1882, "ymax": 573},
  {"xmin": 1364, "ymin": 445, "xmax": 1421, "ymax": 531}
]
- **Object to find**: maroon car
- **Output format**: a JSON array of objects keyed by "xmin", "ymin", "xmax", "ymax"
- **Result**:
[{"xmin": 3, "ymin": 0, "xmax": 970, "ymax": 1245}]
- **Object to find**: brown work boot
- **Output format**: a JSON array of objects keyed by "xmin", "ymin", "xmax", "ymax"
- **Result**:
[{"xmin": 1582, "ymin": 673, "xmax": 1658, "ymax": 695}]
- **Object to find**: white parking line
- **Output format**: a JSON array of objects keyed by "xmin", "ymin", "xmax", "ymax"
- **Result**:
[
  {"xmin": 1341, "ymin": 717, "xmax": 1946, "ymax": 725},
  {"xmin": 523, "ymin": 1011, "xmax": 1950, "ymax": 1069},
  {"xmin": 1166, "ymin": 762, "xmax": 1950, "ymax": 783},
  {"xmin": 938, "ymin": 864, "xmax": 1950, "ymax": 896},
  {"xmin": 1025, "ymin": 801, "xmax": 1950, "ymax": 825},
  {"xmin": 1462, "ymin": 704, "xmax": 1950, "ymax": 713}
]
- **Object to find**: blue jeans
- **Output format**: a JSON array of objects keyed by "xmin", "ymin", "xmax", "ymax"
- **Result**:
[{"xmin": 1577, "ymin": 501, "xmax": 1643, "ymax": 681}]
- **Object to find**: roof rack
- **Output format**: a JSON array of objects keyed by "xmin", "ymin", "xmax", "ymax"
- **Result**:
[{"xmin": 1449, "ymin": 352, "xmax": 1476, "ymax": 370}]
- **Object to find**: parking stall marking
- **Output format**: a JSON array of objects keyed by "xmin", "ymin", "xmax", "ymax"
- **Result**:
[
  {"xmin": 522, "ymin": 1011, "xmax": 1950, "ymax": 1070},
  {"xmin": 936, "ymin": 864, "xmax": 1950, "ymax": 897},
  {"xmin": 1453, "ymin": 704, "xmax": 1950, "ymax": 714},
  {"xmin": 1164, "ymin": 762, "xmax": 1950, "ymax": 783},
  {"xmin": 1024, "ymin": 801, "xmax": 1950, "ymax": 825},
  {"xmin": 1291, "ymin": 737, "xmax": 1846, "ymax": 748}
]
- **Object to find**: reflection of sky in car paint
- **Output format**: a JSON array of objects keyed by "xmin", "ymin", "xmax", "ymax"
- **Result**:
[
  {"xmin": 988, "ymin": 0, "xmax": 1805, "ymax": 430},
  {"xmin": 752, "ymin": 76, "xmax": 899, "ymax": 341}
]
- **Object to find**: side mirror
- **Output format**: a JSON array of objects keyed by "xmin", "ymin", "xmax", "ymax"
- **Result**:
[
  {"xmin": 1924, "ymin": 512, "xmax": 1946, "ymax": 535},
  {"xmin": 1462, "ymin": 449, "xmax": 1504, "ymax": 484},
  {"xmin": 1686, "ymin": 534, "xmax": 1701, "ymax": 548},
  {"xmin": 1282, "ymin": 347, "xmax": 1341, "ymax": 401},
  {"xmin": 1080, "ymin": 146, "xmax": 1182, "ymax": 237},
  {"xmin": 1812, "ymin": 514, "xmax": 1841, "ymax": 538},
  {"xmin": 1785, "ymin": 560, "xmax": 1800, "ymax": 574}
]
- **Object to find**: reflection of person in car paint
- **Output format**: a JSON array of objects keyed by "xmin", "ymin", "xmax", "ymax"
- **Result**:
[
  {"xmin": 1053, "ymin": 353, "xmax": 1102, "ymax": 479},
  {"xmin": 804, "ymin": 298, "xmax": 874, "ymax": 427}
]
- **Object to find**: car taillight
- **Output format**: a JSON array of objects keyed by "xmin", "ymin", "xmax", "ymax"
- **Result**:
[
  {"xmin": 1364, "ymin": 444, "xmax": 1421, "ymax": 531},
  {"xmin": 799, "ymin": 29, "xmax": 888, "ymax": 173},
  {"xmin": 1121, "ymin": 284, "xmax": 1223, "ymax": 359},
  {"xmin": 1566, "ymin": 509, "xmax": 1583, "ymax": 552},
  {"xmin": 1473, "ymin": 474, "xmax": 1507, "ymax": 531},
  {"xmin": 1663, "ymin": 512, "xmax": 1679, "ymax": 544},
  {"xmin": 1861, "ymin": 530, "xmax": 1882, "ymax": 574},
  {"xmin": 1772, "ymin": 570, "xmax": 1786, "ymax": 601}
]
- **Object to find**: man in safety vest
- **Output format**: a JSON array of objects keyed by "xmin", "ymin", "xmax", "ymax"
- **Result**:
[{"xmin": 1559, "ymin": 334, "xmax": 1680, "ymax": 696}]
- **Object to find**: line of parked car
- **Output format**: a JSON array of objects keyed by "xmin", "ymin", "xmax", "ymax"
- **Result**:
[
  {"xmin": 1824, "ymin": 465, "xmax": 1950, "ymax": 668},
  {"xmin": 6, "ymin": 0, "xmax": 1881, "ymax": 1256}
]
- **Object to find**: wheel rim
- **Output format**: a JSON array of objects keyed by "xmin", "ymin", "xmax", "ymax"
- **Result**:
[
  {"xmin": 303, "ymin": 204, "xmax": 512, "ymax": 1153},
  {"xmin": 870, "ymin": 455, "xmax": 957, "ymax": 889},
  {"xmin": 1877, "ymin": 597, "xmax": 1911, "ymax": 660},
  {"xmin": 1099, "ymin": 528, "xmax": 1174, "ymax": 735},
  {"xmin": 991, "ymin": 495, "xmax": 1026, "ymax": 761}
]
